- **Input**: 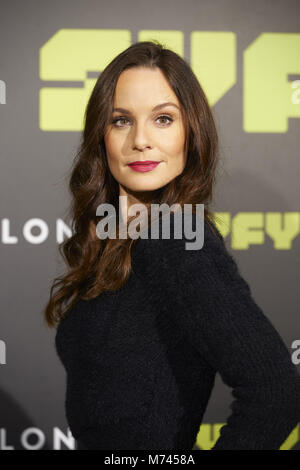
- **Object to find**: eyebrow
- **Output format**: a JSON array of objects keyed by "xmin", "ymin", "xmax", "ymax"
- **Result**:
[{"xmin": 112, "ymin": 102, "xmax": 180, "ymax": 114}]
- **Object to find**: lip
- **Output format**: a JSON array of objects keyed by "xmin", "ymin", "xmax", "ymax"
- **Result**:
[{"xmin": 128, "ymin": 161, "xmax": 161, "ymax": 173}]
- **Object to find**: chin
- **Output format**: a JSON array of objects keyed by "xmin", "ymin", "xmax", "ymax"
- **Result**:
[{"xmin": 131, "ymin": 182, "xmax": 165, "ymax": 191}]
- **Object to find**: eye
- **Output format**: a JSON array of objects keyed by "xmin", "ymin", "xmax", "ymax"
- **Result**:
[
  {"xmin": 111, "ymin": 116, "xmax": 130, "ymax": 127},
  {"xmin": 156, "ymin": 115, "xmax": 173, "ymax": 126},
  {"xmin": 111, "ymin": 114, "xmax": 174, "ymax": 128}
]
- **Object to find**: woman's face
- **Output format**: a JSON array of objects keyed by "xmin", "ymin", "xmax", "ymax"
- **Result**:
[{"xmin": 104, "ymin": 67, "xmax": 186, "ymax": 206}]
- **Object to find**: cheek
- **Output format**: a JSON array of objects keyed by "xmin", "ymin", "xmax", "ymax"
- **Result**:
[
  {"xmin": 165, "ymin": 135, "xmax": 186, "ymax": 172},
  {"xmin": 105, "ymin": 133, "xmax": 121, "ymax": 161},
  {"xmin": 165, "ymin": 123, "xmax": 185, "ymax": 154},
  {"xmin": 165, "ymin": 135, "xmax": 185, "ymax": 161}
]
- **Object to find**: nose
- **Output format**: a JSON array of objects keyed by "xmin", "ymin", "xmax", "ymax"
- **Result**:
[
  {"xmin": 134, "ymin": 143, "xmax": 151, "ymax": 151},
  {"xmin": 132, "ymin": 122, "xmax": 152, "ymax": 151}
]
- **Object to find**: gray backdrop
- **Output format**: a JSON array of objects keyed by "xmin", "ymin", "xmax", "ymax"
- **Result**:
[{"xmin": 0, "ymin": 0, "xmax": 299, "ymax": 450}]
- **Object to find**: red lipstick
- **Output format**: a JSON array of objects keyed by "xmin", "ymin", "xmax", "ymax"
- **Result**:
[{"xmin": 128, "ymin": 161, "xmax": 161, "ymax": 172}]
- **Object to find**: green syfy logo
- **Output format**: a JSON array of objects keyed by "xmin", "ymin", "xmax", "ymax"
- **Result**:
[
  {"xmin": 39, "ymin": 29, "xmax": 300, "ymax": 133},
  {"xmin": 195, "ymin": 422, "xmax": 300, "ymax": 450}
]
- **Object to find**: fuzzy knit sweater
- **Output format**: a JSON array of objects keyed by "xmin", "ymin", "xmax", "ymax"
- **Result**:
[{"xmin": 54, "ymin": 213, "xmax": 300, "ymax": 450}]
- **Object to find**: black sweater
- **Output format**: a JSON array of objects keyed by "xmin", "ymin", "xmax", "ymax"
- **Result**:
[{"xmin": 55, "ymin": 213, "xmax": 300, "ymax": 450}]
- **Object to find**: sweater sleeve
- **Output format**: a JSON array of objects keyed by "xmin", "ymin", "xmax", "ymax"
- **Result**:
[{"xmin": 164, "ymin": 220, "xmax": 300, "ymax": 450}]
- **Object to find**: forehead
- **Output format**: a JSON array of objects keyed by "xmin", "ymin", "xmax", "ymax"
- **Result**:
[{"xmin": 113, "ymin": 67, "xmax": 180, "ymax": 110}]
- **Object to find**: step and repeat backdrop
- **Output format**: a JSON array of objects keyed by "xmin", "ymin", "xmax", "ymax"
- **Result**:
[{"xmin": 0, "ymin": 0, "xmax": 300, "ymax": 450}]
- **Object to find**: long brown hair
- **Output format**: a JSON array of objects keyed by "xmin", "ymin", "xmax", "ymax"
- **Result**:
[{"xmin": 44, "ymin": 40, "xmax": 222, "ymax": 328}]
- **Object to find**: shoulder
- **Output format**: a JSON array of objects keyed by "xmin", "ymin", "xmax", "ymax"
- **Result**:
[
  {"xmin": 131, "ymin": 211, "xmax": 253, "ymax": 301},
  {"xmin": 157, "ymin": 211, "xmax": 248, "ymax": 295},
  {"xmin": 132, "ymin": 210, "xmax": 227, "ymax": 277}
]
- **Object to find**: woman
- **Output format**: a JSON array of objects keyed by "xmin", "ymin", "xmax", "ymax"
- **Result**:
[{"xmin": 44, "ymin": 41, "xmax": 300, "ymax": 450}]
